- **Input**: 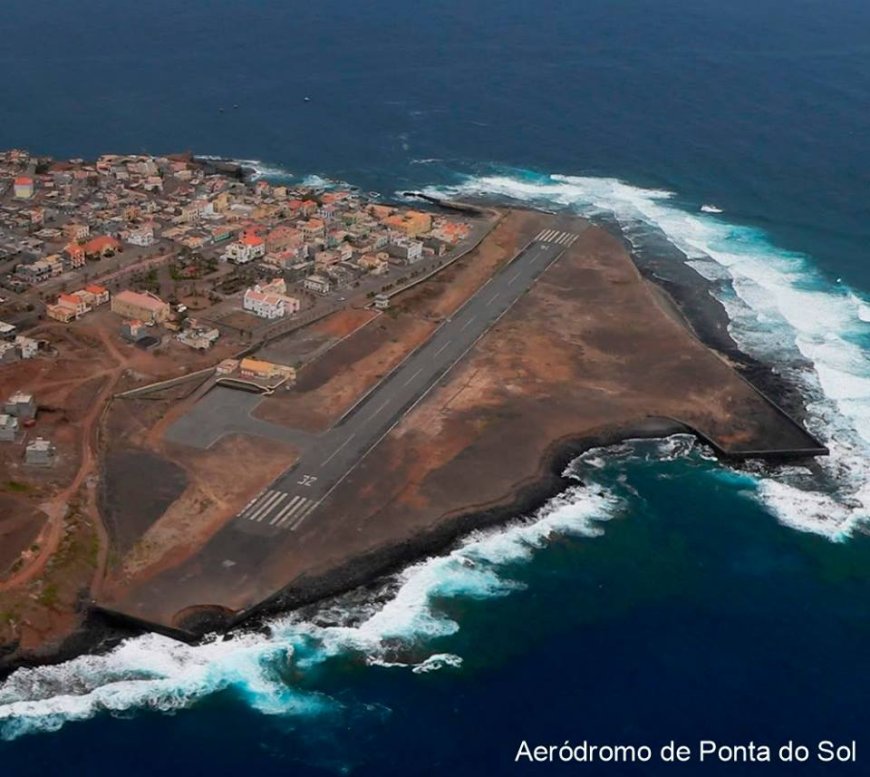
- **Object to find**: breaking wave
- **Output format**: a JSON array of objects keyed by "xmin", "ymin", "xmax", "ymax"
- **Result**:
[
  {"xmin": 233, "ymin": 158, "xmax": 295, "ymax": 181},
  {"xmin": 0, "ymin": 486, "xmax": 619, "ymax": 739},
  {"xmin": 421, "ymin": 168, "xmax": 870, "ymax": 539},
  {"xmin": 196, "ymin": 155, "xmax": 294, "ymax": 181}
]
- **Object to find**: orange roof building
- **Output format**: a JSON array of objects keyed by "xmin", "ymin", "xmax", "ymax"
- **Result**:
[
  {"xmin": 83, "ymin": 235, "xmax": 121, "ymax": 256},
  {"xmin": 84, "ymin": 284, "xmax": 110, "ymax": 305},
  {"xmin": 13, "ymin": 176, "xmax": 34, "ymax": 199},
  {"xmin": 240, "ymin": 233, "xmax": 265, "ymax": 246}
]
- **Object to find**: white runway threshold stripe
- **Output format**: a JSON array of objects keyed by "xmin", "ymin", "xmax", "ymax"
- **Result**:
[
  {"xmin": 239, "ymin": 488, "xmax": 321, "ymax": 531},
  {"xmin": 534, "ymin": 229, "xmax": 579, "ymax": 246},
  {"xmin": 288, "ymin": 499, "xmax": 319, "ymax": 529}
]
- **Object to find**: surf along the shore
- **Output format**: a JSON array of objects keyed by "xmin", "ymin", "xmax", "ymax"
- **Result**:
[
  {"xmin": 422, "ymin": 168, "xmax": 870, "ymax": 540},
  {"xmin": 0, "ymin": 485, "xmax": 619, "ymax": 739},
  {"xmin": 1, "ymin": 166, "xmax": 867, "ymax": 739}
]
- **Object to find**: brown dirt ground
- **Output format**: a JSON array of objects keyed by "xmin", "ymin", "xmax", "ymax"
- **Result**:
[
  {"xmin": 0, "ymin": 308, "xmax": 245, "ymax": 663},
  {"xmin": 215, "ymin": 309, "xmax": 264, "ymax": 333},
  {"xmin": 100, "ymin": 395, "xmax": 299, "ymax": 589},
  {"xmin": 254, "ymin": 209, "xmax": 549, "ymax": 432},
  {"xmin": 0, "ymin": 494, "xmax": 47, "ymax": 575},
  {"xmin": 247, "ymin": 223, "xmax": 820, "ymax": 593},
  {"xmin": 311, "ymin": 307, "xmax": 377, "ymax": 340},
  {"xmin": 19, "ymin": 214, "xmax": 822, "ymax": 643}
]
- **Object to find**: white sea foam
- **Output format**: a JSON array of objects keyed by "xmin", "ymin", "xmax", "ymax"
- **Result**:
[
  {"xmin": 235, "ymin": 158, "xmax": 294, "ymax": 180},
  {"xmin": 422, "ymin": 169, "xmax": 870, "ymax": 538},
  {"xmin": 0, "ymin": 485, "xmax": 618, "ymax": 739},
  {"xmin": 854, "ymin": 295, "xmax": 870, "ymax": 323},
  {"xmin": 199, "ymin": 157, "xmax": 292, "ymax": 181},
  {"xmin": 300, "ymin": 174, "xmax": 341, "ymax": 189},
  {"xmin": 205, "ymin": 159, "xmax": 344, "ymax": 187}
]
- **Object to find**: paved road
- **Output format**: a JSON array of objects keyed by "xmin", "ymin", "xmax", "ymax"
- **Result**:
[
  {"xmin": 233, "ymin": 225, "xmax": 585, "ymax": 535},
  {"xmin": 165, "ymin": 387, "xmax": 313, "ymax": 449}
]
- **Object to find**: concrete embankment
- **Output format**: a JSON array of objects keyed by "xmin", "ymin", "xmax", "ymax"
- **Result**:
[{"xmin": 402, "ymin": 191, "xmax": 490, "ymax": 215}]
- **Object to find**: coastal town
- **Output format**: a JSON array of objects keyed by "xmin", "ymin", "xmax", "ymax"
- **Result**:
[
  {"xmin": 0, "ymin": 148, "xmax": 489, "ymax": 656},
  {"xmin": 0, "ymin": 147, "xmax": 825, "ymax": 670},
  {"xmin": 0, "ymin": 147, "xmax": 479, "ymax": 452},
  {"xmin": 0, "ymin": 148, "xmax": 474, "ymax": 337}
]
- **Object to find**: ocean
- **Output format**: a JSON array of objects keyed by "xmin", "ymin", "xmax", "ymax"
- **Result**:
[{"xmin": 1, "ymin": 1, "xmax": 868, "ymax": 774}]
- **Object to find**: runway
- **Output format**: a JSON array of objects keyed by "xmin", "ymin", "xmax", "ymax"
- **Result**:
[{"xmin": 233, "ymin": 225, "xmax": 585, "ymax": 535}]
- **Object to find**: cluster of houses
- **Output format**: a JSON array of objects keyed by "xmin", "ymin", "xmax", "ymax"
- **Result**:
[
  {"xmin": 242, "ymin": 278, "xmax": 300, "ymax": 320},
  {"xmin": 219, "ymin": 197, "xmax": 464, "ymax": 302},
  {"xmin": 0, "ymin": 320, "xmax": 39, "ymax": 364},
  {"xmin": 46, "ymin": 283, "xmax": 110, "ymax": 323},
  {"xmin": 44, "ymin": 281, "xmax": 220, "ymax": 352},
  {"xmin": 1, "ymin": 149, "xmax": 472, "ymax": 314},
  {"xmin": 0, "ymin": 149, "xmax": 477, "ymax": 369},
  {"xmin": 0, "ymin": 391, "xmax": 35, "ymax": 441},
  {"xmin": 0, "ymin": 392, "xmax": 53, "ymax": 466}
]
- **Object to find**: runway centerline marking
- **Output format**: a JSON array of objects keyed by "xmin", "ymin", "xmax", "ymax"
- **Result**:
[
  {"xmin": 322, "ymin": 432, "xmax": 356, "ymax": 466},
  {"xmin": 402, "ymin": 367, "xmax": 424, "ymax": 387},
  {"xmin": 232, "ymin": 220, "xmax": 579, "ymax": 530},
  {"xmin": 368, "ymin": 398, "xmax": 391, "ymax": 422}
]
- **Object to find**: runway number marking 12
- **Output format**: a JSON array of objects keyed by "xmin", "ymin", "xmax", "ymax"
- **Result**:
[{"xmin": 298, "ymin": 474, "xmax": 318, "ymax": 487}]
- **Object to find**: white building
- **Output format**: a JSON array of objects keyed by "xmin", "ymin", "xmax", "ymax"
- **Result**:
[
  {"xmin": 387, "ymin": 238, "xmax": 423, "ymax": 264},
  {"xmin": 303, "ymin": 274, "xmax": 332, "ymax": 295},
  {"xmin": 14, "ymin": 335, "xmax": 38, "ymax": 359},
  {"xmin": 222, "ymin": 234, "xmax": 266, "ymax": 265},
  {"xmin": 177, "ymin": 327, "xmax": 220, "ymax": 350},
  {"xmin": 243, "ymin": 279, "xmax": 301, "ymax": 319},
  {"xmin": 127, "ymin": 223, "xmax": 155, "ymax": 246},
  {"xmin": 0, "ymin": 414, "xmax": 18, "ymax": 442},
  {"xmin": 243, "ymin": 288, "xmax": 285, "ymax": 319},
  {"xmin": 25, "ymin": 437, "xmax": 55, "ymax": 467}
]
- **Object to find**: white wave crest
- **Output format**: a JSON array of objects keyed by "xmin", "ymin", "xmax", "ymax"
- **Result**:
[
  {"xmin": 0, "ymin": 485, "xmax": 619, "ymax": 739},
  {"xmin": 234, "ymin": 158, "xmax": 294, "ymax": 180},
  {"xmin": 198, "ymin": 155, "xmax": 294, "ymax": 180},
  {"xmin": 425, "ymin": 169, "xmax": 870, "ymax": 538},
  {"xmin": 300, "ymin": 174, "xmax": 342, "ymax": 189}
]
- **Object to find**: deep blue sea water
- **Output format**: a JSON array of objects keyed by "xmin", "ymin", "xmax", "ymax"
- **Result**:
[{"xmin": 1, "ymin": 2, "xmax": 869, "ymax": 774}]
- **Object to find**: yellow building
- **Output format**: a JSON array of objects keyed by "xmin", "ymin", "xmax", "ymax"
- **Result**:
[
  {"xmin": 239, "ymin": 358, "xmax": 280, "ymax": 379},
  {"xmin": 238, "ymin": 358, "xmax": 297, "ymax": 384},
  {"xmin": 110, "ymin": 290, "xmax": 170, "ymax": 324},
  {"xmin": 211, "ymin": 191, "xmax": 230, "ymax": 213}
]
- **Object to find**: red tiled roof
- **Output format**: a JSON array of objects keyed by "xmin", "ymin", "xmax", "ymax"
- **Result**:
[{"xmin": 84, "ymin": 235, "xmax": 121, "ymax": 253}]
